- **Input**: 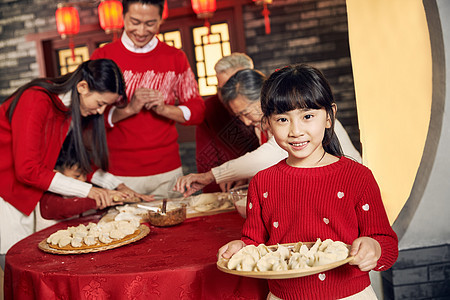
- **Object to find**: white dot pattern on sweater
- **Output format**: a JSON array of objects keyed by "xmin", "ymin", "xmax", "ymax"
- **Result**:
[
  {"xmin": 249, "ymin": 202, "xmax": 253, "ymax": 209},
  {"xmin": 337, "ymin": 191, "xmax": 344, "ymax": 199},
  {"xmin": 362, "ymin": 204, "xmax": 370, "ymax": 211},
  {"xmin": 318, "ymin": 273, "xmax": 326, "ymax": 281}
]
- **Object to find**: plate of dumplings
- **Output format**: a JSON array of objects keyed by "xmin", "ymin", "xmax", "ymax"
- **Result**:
[
  {"xmin": 217, "ymin": 238, "xmax": 354, "ymax": 279},
  {"xmin": 38, "ymin": 220, "xmax": 150, "ymax": 254}
]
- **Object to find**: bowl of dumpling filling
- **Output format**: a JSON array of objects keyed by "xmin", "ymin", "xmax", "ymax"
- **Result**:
[{"xmin": 148, "ymin": 202, "xmax": 187, "ymax": 227}]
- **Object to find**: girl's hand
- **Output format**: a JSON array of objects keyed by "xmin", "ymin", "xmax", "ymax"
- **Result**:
[
  {"xmin": 349, "ymin": 237, "xmax": 382, "ymax": 272},
  {"xmin": 174, "ymin": 171, "xmax": 215, "ymax": 197},
  {"xmin": 88, "ymin": 187, "xmax": 126, "ymax": 209},
  {"xmin": 217, "ymin": 240, "xmax": 246, "ymax": 259},
  {"xmin": 115, "ymin": 183, "xmax": 155, "ymax": 202}
]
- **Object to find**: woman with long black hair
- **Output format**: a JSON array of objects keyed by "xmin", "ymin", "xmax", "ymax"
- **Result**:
[{"xmin": 0, "ymin": 59, "xmax": 150, "ymax": 267}]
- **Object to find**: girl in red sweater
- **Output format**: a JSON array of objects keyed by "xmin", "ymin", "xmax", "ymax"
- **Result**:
[
  {"xmin": 0, "ymin": 59, "xmax": 150, "ymax": 265},
  {"xmin": 218, "ymin": 64, "xmax": 398, "ymax": 299}
]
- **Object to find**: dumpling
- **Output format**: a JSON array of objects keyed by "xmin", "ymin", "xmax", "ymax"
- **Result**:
[
  {"xmin": 256, "ymin": 244, "xmax": 271, "ymax": 257},
  {"xmin": 307, "ymin": 238, "xmax": 322, "ymax": 257},
  {"xmin": 274, "ymin": 244, "xmax": 290, "ymax": 260},
  {"xmin": 117, "ymin": 221, "xmax": 137, "ymax": 235},
  {"xmin": 73, "ymin": 231, "xmax": 87, "ymax": 239},
  {"xmin": 324, "ymin": 241, "xmax": 349, "ymax": 258},
  {"xmin": 288, "ymin": 253, "xmax": 310, "ymax": 270},
  {"xmin": 227, "ymin": 245, "xmax": 259, "ymax": 270},
  {"xmin": 47, "ymin": 230, "xmax": 70, "ymax": 244},
  {"xmin": 255, "ymin": 252, "xmax": 278, "ymax": 271},
  {"xmin": 99, "ymin": 233, "xmax": 112, "ymax": 244},
  {"xmin": 109, "ymin": 229, "xmax": 127, "ymax": 240},
  {"xmin": 84, "ymin": 235, "xmax": 97, "ymax": 246},
  {"xmin": 272, "ymin": 258, "xmax": 289, "ymax": 271},
  {"xmin": 242, "ymin": 245, "xmax": 261, "ymax": 261},
  {"xmin": 87, "ymin": 225, "xmax": 102, "ymax": 238},
  {"xmin": 99, "ymin": 222, "xmax": 115, "ymax": 234},
  {"xmin": 227, "ymin": 251, "xmax": 245, "ymax": 270},
  {"xmin": 314, "ymin": 240, "xmax": 349, "ymax": 266},
  {"xmin": 71, "ymin": 236, "xmax": 83, "ymax": 248},
  {"xmin": 58, "ymin": 236, "xmax": 72, "ymax": 248},
  {"xmin": 236, "ymin": 255, "xmax": 258, "ymax": 271}
]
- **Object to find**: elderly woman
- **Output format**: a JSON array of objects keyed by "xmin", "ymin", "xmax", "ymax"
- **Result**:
[{"xmin": 175, "ymin": 69, "xmax": 362, "ymax": 196}]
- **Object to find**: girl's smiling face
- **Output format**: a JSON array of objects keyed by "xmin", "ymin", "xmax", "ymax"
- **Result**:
[{"xmin": 269, "ymin": 107, "xmax": 333, "ymax": 167}]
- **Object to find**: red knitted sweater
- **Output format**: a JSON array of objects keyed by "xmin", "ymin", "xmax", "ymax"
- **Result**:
[
  {"xmin": 242, "ymin": 157, "xmax": 398, "ymax": 300},
  {"xmin": 0, "ymin": 88, "xmax": 71, "ymax": 215},
  {"xmin": 91, "ymin": 39, "xmax": 205, "ymax": 176}
]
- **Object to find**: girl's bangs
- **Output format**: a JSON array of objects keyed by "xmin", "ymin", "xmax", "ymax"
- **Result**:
[{"xmin": 270, "ymin": 82, "xmax": 322, "ymax": 115}]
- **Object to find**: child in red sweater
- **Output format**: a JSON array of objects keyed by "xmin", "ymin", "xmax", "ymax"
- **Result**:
[
  {"xmin": 39, "ymin": 132, "xmax": 153, "ymax": 221},
  {"xmin": 218, "ymin": 64, "xmax": 398, "ymax": 299},
  {"xmin": 39, "ymin": 137, "xmax": 95, "ymax": 220}
]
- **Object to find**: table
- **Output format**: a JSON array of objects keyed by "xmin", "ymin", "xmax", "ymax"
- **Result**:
[{"xmin": 4, "ymin": 211, "xmax": 268, "ymax": 299}]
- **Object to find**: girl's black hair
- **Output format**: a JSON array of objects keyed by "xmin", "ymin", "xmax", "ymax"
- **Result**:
[
  {"xmin": 122, "ymin": 0, "xmax": 165, "ymax": 18},
  {"xmin": 4, "ymin": 59, "xmax": 127, "ymax": 174},
  {"xmin": 54, "ymin": 131, "xmax": 84, "ymax": 174},
  {"xmin": 260, "ymin": 64, "xmax": 343, "ymax": 156}
]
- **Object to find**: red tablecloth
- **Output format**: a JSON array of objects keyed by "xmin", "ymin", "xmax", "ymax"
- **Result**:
[{"xmin": 4, "ymin": 212, "xmax": 268, "ymax": 300}]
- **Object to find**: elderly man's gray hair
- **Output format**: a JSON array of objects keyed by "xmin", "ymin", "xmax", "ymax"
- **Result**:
[{"xmin": 214, "ymin": 53, "xmax": 254, "ymax": 74}]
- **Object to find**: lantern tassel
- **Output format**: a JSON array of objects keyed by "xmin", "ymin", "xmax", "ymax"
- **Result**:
[
  {"xmin": 262, "ymin": 2, "xmax": 271, "ymax": 35},
  {"xmin": 204, "ymin": 19, "xmax": 211, "ymax": 44},
  {"xmin": 69, "ymin": 36, "xmax": 76, "ymax": 62}
]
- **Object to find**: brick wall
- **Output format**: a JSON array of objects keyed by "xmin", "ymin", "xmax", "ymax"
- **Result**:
[
  {"xmin": 244, "ymin": 0, "xmax": 360, "ymax": 151},
  {"xmin": 382, "ymin": 245, "xmax": 450, "ymax": 299},
  {"xmin": 0, "ymin": 0, "xmax": 97, "ymax": 99}
]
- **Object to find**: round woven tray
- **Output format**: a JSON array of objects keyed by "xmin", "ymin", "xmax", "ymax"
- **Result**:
[{"xmin": 38, "ymin": 224, "xmax": 150, "ymax": 255}]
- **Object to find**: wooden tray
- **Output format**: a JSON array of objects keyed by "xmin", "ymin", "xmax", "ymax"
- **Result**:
[
  {"xmin": 217, "ymin": 242, "xmax": 354, "ymax": 279},
  {"xmin": 38, "ymin": 224, "xmax": 150, "ymax": 255}
]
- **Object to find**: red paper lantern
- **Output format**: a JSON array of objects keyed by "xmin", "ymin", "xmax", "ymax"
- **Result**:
[
  {"xmin": 162, "ymin": 0, "xmax": 169, "ymax": 20},
  {"xmin": 253, "ymin": 0, "xmax": 272, "ymax": 35},
  {"xmin": 55, "ymin": 5, "xmax": 80, "ymax": 37},
  {"xmin": 191, "ymin": 0, "xmax": 216, "ymax": 19},
  {"xmin": 55, "ymin": 4, "xmax": 80, "ymax": 61},
  {"xmin": 98, "ymin": 0, "xmax": 124, "ymax": 40}
]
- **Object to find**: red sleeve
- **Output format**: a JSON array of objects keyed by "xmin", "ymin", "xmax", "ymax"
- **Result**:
[
  {"xmin": 12, "ymin": 89, "xmax": 68, "ymax": 191},
  {"xmin": 39, "ymin": 192, "xmax": 97, "ymax": 220},
  {"xmin": 356, "ymin": 170, "xmax": 398, "ymax": 271}
]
